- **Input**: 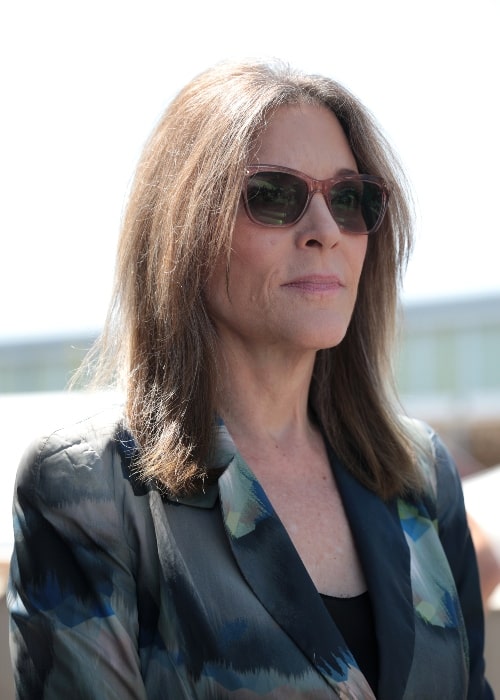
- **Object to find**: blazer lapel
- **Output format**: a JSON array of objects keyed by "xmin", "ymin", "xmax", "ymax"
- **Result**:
[
  {"xmin": 329, "ymin": 448, "xmax": 415, "ymax": 700},
  {"xmin": 216, "ymin": 425, "xmax": 376, "ymax": 699}
]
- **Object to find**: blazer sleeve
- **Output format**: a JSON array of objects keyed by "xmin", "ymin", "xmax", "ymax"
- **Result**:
[
  {"xmin": 8, "ymin": 427, "xmax": 148, "ymax": 700},
  {"xmin": 432, "ymin": 431, "xmax": 494, "ymax": 700}
]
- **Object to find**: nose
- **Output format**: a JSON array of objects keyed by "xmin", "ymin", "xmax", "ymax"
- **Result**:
[{"xmin": 295, "ymin": 192, "xmax": 342, "ymax": 249}]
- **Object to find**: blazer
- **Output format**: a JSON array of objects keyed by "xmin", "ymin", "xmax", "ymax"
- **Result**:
[{"xmin": 8, "ymin": 408, "xmax": 493, "ymax": 699}]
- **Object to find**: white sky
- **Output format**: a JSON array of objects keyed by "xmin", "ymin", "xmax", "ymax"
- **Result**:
[{"xmin": 1, "ymin": 0, "xmax": 499, "ymax": 341}]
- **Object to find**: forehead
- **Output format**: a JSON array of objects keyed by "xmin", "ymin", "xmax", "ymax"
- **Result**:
[{"xmin": 251, "ymin": 103, "xmax": 357, "ymax": 176}]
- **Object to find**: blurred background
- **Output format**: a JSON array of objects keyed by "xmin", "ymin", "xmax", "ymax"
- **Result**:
[{"xmin": 1, "ymin": 0, "xmax": 499, "ymax": 696}]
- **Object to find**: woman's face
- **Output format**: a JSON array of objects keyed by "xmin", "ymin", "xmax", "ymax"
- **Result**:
[{"xmin": 206, "ymin": 103, "xmax": 369, "ymax": 360}]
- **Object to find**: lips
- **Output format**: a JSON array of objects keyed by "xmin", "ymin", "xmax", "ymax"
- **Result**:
[{"xmin": 282, "ymin": 275, "xmax": 344, "ymax": 292}]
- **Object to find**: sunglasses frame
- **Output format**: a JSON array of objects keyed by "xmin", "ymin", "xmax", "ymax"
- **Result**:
[{"xmin": 242, "ymin": 164, "xmax": 390, "ymax": 234}]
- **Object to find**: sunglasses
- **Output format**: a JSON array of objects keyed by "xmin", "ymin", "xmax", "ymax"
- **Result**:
[{"xmin": 242, "ymin": 165, "xmax": 390, "ymax": 234}]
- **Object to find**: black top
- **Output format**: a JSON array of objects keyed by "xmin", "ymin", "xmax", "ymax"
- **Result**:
[{"xmin": 320, "ymin": 591, "xmax": 379, "ymax": 694}]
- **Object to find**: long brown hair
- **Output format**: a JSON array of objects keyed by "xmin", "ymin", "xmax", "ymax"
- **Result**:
[{"xmin": 89, "ymin": 59, "xmax": 424, "ymax": 499}]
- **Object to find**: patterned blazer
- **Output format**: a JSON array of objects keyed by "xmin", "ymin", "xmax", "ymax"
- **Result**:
[{"xmin": 8, "ymin": 409, "xmax": 493, "ymax": 699}]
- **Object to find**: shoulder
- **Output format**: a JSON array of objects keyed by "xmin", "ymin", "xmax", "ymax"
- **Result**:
[
  {"xmin": 15, "ymin": 405, "xmax": 142, "ymax": 508},
  {"xmin": 12, "ymin": 405, "xmax": 153, "ymax": 576},
  {"xmin": 402, "ymin": 417, "xmax": 471, "ymax": 571},
  {"xmin": 401, "ymin": 416, "xmax": 463, "ymax": 511}
]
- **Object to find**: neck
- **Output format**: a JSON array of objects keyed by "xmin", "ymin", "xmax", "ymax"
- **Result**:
[{"xmin": 216, "ymin": 342, "xmax": 318, "ymax": 451}]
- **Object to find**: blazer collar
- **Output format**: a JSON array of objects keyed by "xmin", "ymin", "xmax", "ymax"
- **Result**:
[{"xmin": 169, "ymin": 422, "xmax": 234, "ymax": 509}]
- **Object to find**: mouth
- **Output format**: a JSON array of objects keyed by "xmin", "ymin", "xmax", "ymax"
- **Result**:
[{"xmin": 282, "ymin": 275, "xmax": 344, "ymax": 292}]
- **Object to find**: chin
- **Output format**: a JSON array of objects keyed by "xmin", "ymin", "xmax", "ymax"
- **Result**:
[
  {"xmin": 290, "ymin": 331, "xmax": 349, "ymax": 353},
  {"xmin": 315, "ymin": 335, "xmax": 348, "ymax": 351},
  {"xmin": 296, "ymin": 320, "xmax": 351, "ymax": 352}
]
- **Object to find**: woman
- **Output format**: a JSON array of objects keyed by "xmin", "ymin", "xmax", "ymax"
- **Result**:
[{"xmin": 9, "ymin": 61, "xmax": 493, "ymax": 698}]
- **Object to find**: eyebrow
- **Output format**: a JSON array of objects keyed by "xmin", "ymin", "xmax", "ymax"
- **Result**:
[
  {"xmin": 246, "ymin": 164, "xmax": 363, "ymax": 179},
  {"xmin": 336, "ymin": 168, "xmax": 360, "ymax": 178}
]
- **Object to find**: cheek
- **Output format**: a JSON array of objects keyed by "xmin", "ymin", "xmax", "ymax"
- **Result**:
[
  {"xmin": 351, "ymin": 237, "xmax": 369, "ymax": 282},
  {"xmin": 205, "ymin": 240, "xmax": 271, "ymax": 318},
  {"xmin": 229, "ymin": 229, "xmax": 282, "ymax": 286},
  {"xmin": 227, "ymin": 249, "xmax": 274, "ymax": 307}
]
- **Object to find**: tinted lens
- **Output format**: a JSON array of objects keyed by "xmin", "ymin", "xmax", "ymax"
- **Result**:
[
  {"xmin": 246, "ymin": 172, "xmax": 308, "ymax": 225},
  {"xmin": 330, "ymin": 180, "xmax": 384, "ymax": 233}
]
